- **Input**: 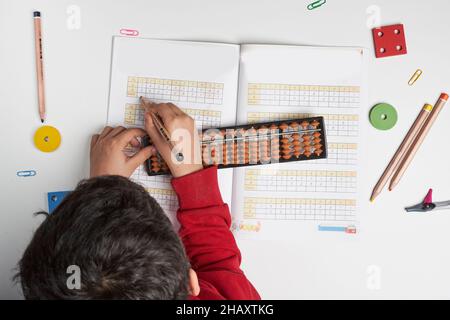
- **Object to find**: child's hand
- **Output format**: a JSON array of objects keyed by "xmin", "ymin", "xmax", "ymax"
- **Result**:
[
  {"xmin": 90, "ymin": 127, "xmax": 155, "ymax": 178},
  {"xmin": 142, "ymin": 99, "xmax": 203, "ymax": 178}
]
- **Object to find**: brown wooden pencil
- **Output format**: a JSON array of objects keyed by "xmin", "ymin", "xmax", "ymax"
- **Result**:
[
  {"xmin": 34, "ymin": 11, "xmax": 46, "ymax": 123},
  {"xmin": 389, "ymin": 93, "xmax": 448, "ymax": 191},
  {"xmin": 370, "ymin": 103, "xmax": 432, "ymax": 202}
]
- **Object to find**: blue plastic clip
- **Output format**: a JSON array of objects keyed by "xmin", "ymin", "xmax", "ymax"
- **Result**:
[{"xmin": 17, "ymin": 170, "xmax": 37, "ymax": 177}]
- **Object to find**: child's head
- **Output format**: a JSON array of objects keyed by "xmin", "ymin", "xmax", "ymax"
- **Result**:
[{"xmin": 16, "ymin": 175, "xmax": 192, "ymax": 299}]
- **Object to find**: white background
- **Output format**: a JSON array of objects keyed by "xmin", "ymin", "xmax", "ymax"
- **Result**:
[{"xmin": 0, "ymin": 0, "xmax": 449, "ymax": 299}]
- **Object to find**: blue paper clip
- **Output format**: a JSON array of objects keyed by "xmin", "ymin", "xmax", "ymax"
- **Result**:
[
  {"xmin": 307, "ymin": 0, "xmax": 326, "ymax": 10},
  {"xmin": 17, "ymin": 170, "xmax": 37, "ymax": 177}
]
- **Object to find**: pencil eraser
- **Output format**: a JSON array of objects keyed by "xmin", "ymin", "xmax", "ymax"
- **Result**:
[
  {"xmin": 440, "ymin": 93, "xmax": 448, "ymax": 101},
  {"xmin": 33, "ymin": 11, "xmax": 41, "ymax": 17}
]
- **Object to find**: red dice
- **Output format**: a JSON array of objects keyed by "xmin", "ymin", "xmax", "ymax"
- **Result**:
[{"xmin": 372, "ymin": 24, "xmax": 407, "ymax": 58}]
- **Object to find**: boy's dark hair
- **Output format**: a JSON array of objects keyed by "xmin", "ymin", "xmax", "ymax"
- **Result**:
[{"xmin": 15, "ymin": 175, "xmax": 190, "ymax": 300}]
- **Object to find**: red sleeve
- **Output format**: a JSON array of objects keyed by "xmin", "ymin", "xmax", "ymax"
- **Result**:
[{"xmin": 171, "ymin": 166, "xmax": 260, "ymax": 300}]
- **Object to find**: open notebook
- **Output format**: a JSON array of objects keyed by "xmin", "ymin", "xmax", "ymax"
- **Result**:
[{"xmin": 108, "ymin": 37, "xmax": 367, "ymax": 239}]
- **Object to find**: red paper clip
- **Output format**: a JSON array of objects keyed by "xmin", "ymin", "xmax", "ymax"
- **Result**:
[{"xmin": 120, "ymin": 29, "xmax": 139, "ymax": 37}]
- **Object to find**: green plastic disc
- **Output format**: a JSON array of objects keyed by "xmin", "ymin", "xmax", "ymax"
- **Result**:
[{"xmin": 369, "ymin": 103, "xmax": 398, "ymax": 130}]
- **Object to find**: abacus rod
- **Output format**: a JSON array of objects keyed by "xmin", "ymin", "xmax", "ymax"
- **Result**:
[{"xmin": 201, "ymin": 128, "xmax": 322, "ymax": 145}]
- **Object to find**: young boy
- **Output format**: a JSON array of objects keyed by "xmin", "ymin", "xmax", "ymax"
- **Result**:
[{"xmin": 16, "ymin": 101, "xmax": 260, "ymax": 300}]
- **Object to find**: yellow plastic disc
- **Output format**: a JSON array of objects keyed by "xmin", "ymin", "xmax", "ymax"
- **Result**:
[{"xmin": 34, "ymin": 126, "xmax": 61, "ymax": 152}]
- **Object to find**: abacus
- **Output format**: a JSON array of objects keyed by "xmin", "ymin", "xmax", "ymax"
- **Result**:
[{"xmin": 144, "ymin": 116, "xmax": 327, "ymax": 176}]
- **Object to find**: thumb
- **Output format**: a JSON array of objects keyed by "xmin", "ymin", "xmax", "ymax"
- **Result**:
[{"xmin": 127, "ymin": 145, "xmax": 155, "ymax": 169}]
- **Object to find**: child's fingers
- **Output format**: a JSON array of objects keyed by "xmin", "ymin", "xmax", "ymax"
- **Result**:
[
  {"xmin": 108, "ymin": 126, "xmax": 127, "ymax": 138},
  {"xmin": 127, "ymin": 145, "xmax": 155, "ymax": 168},
  {"xmin": 130, "ymin": 137, "xmax": 141, "ymax": 148},
  {"xmin": 99, "ymin": 126, "xmax": 114, "ymax": 139},
  {"xmin": 165, "ymin": 102, "xmax": 185, "ymax": 116},
  {"xmin": 90, "ymin": 134, "xmax": 100, "ymax": 149},
  {"xmin": 140, "ymin": 97, "xmax": 159, "ymax": 115},
  {"xmin": 116, "ymin": 128, "xmax": 147, "ymax": 146},
  {"xmin": 147, "ymin": 103, "xmax": 178, "ymax": 122}
]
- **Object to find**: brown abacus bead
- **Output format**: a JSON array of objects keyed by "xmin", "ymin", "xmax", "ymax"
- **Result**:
[
  {"xmin": 279, "ymin": 123, "xmax": 289, "ymax": 131},
  {"xmin": 247, "ymin": 128, "xmax": 257, "ymax": 142},
  {"xmin": 304, "ymin": 151, "xmax": 312, "ymax": 157},
  {"xmin": 260, "ymin": 141, "xmax": 269, "ymax": 150},
  {"xmin": 290, "ymin": 122, "xmax": 299, "ymax": 130},
  {"xmin": 292, "ymin": 140, "xmax": 301, "ymax": 147},
  {"xmin": 304, "ymin": 145, "xmax": 311, "ymax": 152},
  {"xmin": 282, "ymin": 154, "xmax": 291, "ymax": 160},
  {"xmin": 311, "ymin": 120, "xmax": 320, "ymax": 128},
  {"xmin": 233, "ymin": 144, "xmax": 239, "ymax": 163},
  {"xmin": 314, "ymin": 143, "xmax": 323, "ymax": 150},
  {"xmin": 315, "ymin": 149, "xmax": 323, "ymax": 156},
  {"xmin": 271, "ymin": 137, "xmax": 280, "ymax": 145},
  {"xmin": 235, "ymin": 128, "xmax": 246, "ymax": 138},
  {"xmin": 260, "ymin": 147, "xmax": 271, "ymax": 162},
  {"xmin": 293, "ymin": 151, "xmax": 302, "ymax": 158},
  {"xmin": 258, "ymin": 125, "xmax": 268, "ymax": 133},
  {"xmin": 281, "ymin": 149, "xmax": 292, "ymax": 156},
  {"xmin": 249, "ymin": 154, "xmax": 258, "ymax": 161},
  {"xmin": 291, "ymin": 133, "xmax": 300, "ymax": 140},
  {"xmin": 293, "ymin": 145, "xmax": 302, "ymax": 152},
  {"xmin": 249, "ymin": 145, "xmax": 258, "ymax": 162},
  {"xmin": 313, "ymin": 138, "xmax": 322, "ymax": 144},
  {"xmin": 302, "ymin": 135, "xmax": 311, "ymax": 141},
  {"xmin": 281, "ymin": 137, "xmax": 291, "ymax": 145},
  {"xmin": 222, "ymin": 144, "xmax": 229, "ymax": 165},
  {"xmin": 313, "ymin": 132, "xmax": 321, "ymax": 138},
  {"xmin": 271, "ymin": 154, "xmax": 281, "ymax": 160},
  {"xmin": 301, "ymin": 121, "xmax": 309, "ymax": 129},
  {"xmin": 271, "ymin": 149, "xmax": 280, "ymax": 160},
  {"xmin": 202, "ymin": 147, "xmax": 214, "ymax": 165},
  {"xmin": 269, "ymin": 124, "xmax": 279, "ymax": 130},
  {"xmin": 238, "ymin": 155, "xmax": 249, "ymax": 164}
]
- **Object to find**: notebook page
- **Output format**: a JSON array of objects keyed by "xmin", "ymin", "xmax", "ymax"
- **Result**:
[
  {"xmin": 108, "ymin": 37, "xmax": 240, "ymax": 226},
  {"xmin": 232, "ymin": 44, "xmax": 367, "ymax": 239}
]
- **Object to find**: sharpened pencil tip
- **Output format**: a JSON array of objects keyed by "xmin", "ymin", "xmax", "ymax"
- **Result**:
[
  {"xmin": 370, "ymin": 198, "xmax": 374, "ymax": 203},
  {"xmin": 41, "ymin": 119, "xmax": 44, "ymax": 123}
]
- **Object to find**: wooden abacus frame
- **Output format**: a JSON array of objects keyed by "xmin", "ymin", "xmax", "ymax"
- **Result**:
[{"xmin": 144, "ymin": 116, "xmax": 327, "ymax": 176}]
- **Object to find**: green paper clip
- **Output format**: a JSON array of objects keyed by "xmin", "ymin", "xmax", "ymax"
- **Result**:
[{"xmin": 307, "ymin": 0, "xmax": 326, "ymax": 10}]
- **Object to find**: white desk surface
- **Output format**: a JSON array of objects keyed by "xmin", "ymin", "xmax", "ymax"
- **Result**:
[{"xmin": 1, "ymin": 0, "xmax": 449, "ymax": 299}]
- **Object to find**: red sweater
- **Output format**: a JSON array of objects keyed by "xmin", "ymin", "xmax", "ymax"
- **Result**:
[{"xmin": 171, "ymin": 166, "xmax": 261, "ymax": 300}]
